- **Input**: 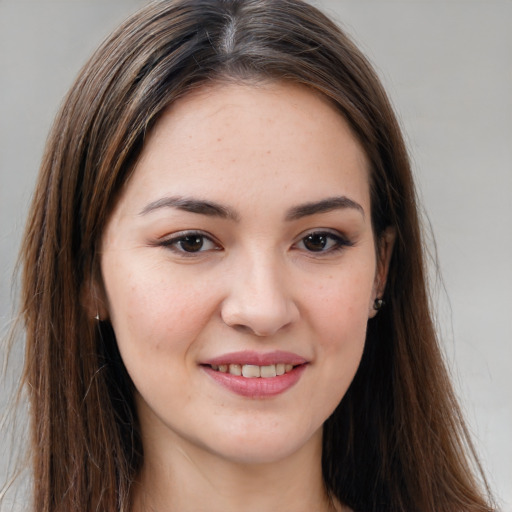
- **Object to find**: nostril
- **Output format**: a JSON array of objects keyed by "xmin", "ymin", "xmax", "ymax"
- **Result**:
[
  {"xmin": 231, "ymin": 324, "xmax": 257, "ymax": 335},
  {"xmin": 226, "ymin": 323, "xmax": 277, "ymax": 337}
]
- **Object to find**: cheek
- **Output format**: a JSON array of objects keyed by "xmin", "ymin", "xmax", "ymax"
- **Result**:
[
  {"xmin": 307, "ymin": 266, "xmax": 374, "ymax": 333},
  {"xmin": 303, "ymin": 265, "xmax": 374, "ymax": 381},
  {"xmin": 102, "ymin": 257, "xmax": 218, "ymax": 359}
]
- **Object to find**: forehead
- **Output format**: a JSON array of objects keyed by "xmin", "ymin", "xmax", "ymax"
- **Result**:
[{"xmin": 116, "ymin": 81, "xmax": 371, "ymax": 217}]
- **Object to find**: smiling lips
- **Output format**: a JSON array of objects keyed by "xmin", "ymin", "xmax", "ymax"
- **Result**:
[
  {"xmin": 210, "ymin": 363, "xmax": 295, "ymax": 378},
  {"xmin": 202, "ymin": 351, "xmax": 308, "ymax": 398}
]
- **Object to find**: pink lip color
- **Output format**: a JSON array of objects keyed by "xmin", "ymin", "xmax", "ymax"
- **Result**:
[
  {"xmin": 201, "ymin": 351, "xmax": 308, "ymax": 399},
  {"xmin": 203, "ymin": 350, "xmax": 307, "ymax": 367},
  {"xmin": 202, "ymin": 364, "xmax": 307, "ymax": 398}
]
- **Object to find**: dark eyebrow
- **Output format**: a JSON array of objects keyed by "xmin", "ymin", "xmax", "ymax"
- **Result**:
[
  {"xmin": 285, "ymin": 196, "xmax": 365, "ymax": 221},
  {"xmin": 139, "ymin": 196, "xmax": 240, "ymax": 221},
  {"xmin": 139, "ymin": 195, "xmax": 363, "ymax": 222}
]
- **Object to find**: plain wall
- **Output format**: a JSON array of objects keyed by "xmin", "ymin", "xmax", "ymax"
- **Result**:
[{"xmin": 1, "ymin": 0, "xmax": 510, "ymax": 509}]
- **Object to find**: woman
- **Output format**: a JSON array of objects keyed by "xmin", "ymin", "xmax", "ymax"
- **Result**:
[{"xmin": 12, "ymin": 0, "xmax": 494, "ymax": 510}]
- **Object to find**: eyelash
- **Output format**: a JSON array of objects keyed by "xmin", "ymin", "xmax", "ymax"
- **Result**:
[
  {"xmin": 293, "ymin": 231, "xmax": 353, "ymax": 254},
  {"xmin": 158, "ymin": 230, "xmax": 221, "ymax": 256},
  {"xmin": 157, "ymin": 230, "xmax": 352, "ymax": 256}
]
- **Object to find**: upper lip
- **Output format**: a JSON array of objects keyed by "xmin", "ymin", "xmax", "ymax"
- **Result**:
[{"xmin": 202, "ymin": 350, "xmax": 308, "ymax": 367}]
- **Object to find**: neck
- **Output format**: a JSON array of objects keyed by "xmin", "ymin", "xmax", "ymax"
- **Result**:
[{"xmin": 130, "ymin": 429, "xmax": 340, "ymax": 512}]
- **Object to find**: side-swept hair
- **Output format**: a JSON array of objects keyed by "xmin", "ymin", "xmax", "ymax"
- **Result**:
[{"xmin": 18, "ymin": 1, "xmax": 492, "ymax": 510}]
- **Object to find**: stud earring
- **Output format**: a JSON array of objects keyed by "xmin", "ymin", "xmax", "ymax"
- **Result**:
[
  {"xmin": 373, "ymin": 298, "xmax": 385, "ymax": 311},
  {"xmin": 94, "ymin": 313, "xmax": 100, "ymax": 321}
]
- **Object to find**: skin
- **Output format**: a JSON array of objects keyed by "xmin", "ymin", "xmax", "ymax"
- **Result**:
[{"xmin": 98, "ymin": 82, "xmax": 393, "ymax": 512}]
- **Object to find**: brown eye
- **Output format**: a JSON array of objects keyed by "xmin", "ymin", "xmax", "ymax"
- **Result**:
[
  {"xmin": 160, "ymin": 231, "xmax": 219, "ymax": 255},
  {"xmin": 178, "ymin": 235, "xmax": 204, "ymax": 252},
  {"xmin": 296, "ymin": 231, "xmax": 351, "ymax": 254},
  {"xmin": 303, "ymin": 233, "xmax": 329, "ymax": 252}
]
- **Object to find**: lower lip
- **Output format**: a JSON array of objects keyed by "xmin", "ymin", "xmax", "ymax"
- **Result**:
[{"xmin": 202, "ymin": 364, "xmax": 307, "ymax": 398}]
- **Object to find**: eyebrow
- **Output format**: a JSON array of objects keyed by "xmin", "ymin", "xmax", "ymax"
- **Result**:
[
  {"xmin": 139, "ymin": 196, "xmax": 240, "ymax": 220},
  {"xmin": 139, "ymin": 195, "xmax": 364, "ymax": 221},
  {"xmin": 284, "ymin": 196, "xmax": 365, "ymax": 221}
]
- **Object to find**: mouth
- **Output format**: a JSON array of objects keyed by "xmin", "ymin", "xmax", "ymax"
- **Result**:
[
  {"xmin": 201, "ymin": 351, "xmax": 308, "ymax": 398},
  {"xmin": 207, "ymin": 363, "xmax": 300, "ymax": 378}
]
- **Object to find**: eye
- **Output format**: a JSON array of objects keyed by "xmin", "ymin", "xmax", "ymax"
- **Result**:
[
  {"xmin": 159, "ymin": 231, "xmax": 220, "ymax": 254},
  {"xmin": 295, "ymin": 231, "xmax": 351, "ymax": 253}
]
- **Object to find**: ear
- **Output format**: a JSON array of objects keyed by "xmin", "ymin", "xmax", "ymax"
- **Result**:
[
  {"xmin": 81, "ymin": 268, "xmax": 109, "ymax": 322},
  {"xmin": 368, "ymin": 227, "xmax": 396, "ymax": 318}
]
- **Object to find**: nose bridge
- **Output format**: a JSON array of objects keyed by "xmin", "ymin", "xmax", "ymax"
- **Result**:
[{"xmin": 221, "ymin": 247, "xmax": 299, "ymax": 336}]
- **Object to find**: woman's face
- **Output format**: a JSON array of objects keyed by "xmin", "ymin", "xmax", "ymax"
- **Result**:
[{"xmin": 100, "ymin": 82, "xmax": 388, "ymax": 466}]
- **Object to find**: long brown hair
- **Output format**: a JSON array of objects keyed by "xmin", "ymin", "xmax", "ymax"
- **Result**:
[{"xmin": 16, "ymin": 0, "xmax": 493, "ymax": 510}]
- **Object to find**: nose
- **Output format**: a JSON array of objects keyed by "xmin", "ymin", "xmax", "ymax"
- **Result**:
[{"xmin": 220, "ymin": 254, "xmax": 300, "ymax": 337}]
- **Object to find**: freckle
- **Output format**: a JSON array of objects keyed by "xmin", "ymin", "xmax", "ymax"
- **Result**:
[
  {"xmin": 217, "ymin": 137, "xmax": 222, "ymax": 142},
  {"xmin": 266, "ymin": 150, "xmax": 271, "ymax": 154}
]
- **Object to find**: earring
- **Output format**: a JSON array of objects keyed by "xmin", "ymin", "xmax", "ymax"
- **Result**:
[
  {"xmin": 373, "ymin": 298, "xmax": 385, "ymax": 311},
  {"xmin": 94, "ymin": 313, "xmax": 100, "ymax": 321}
]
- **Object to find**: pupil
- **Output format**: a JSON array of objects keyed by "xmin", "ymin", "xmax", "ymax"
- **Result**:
[
  {"xmin": 180, "ymin": 236, "xmax": 203, "ymax": 252},
  {"xmin": 304, "ymin": 234, "xmax": 326, "ymax": 251}
]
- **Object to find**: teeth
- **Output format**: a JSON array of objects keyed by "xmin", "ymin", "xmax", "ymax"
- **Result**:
[
  {"xmin": 242, "ymin": 365, "xmax": 260, "ymax": 378},
  {"xmin": 260, "ymin": 365, "xmax": 277, "ymax": 378},
  {"xmin": 210, "ymin": 363, "xmax": 298, "ymax": 378},
  {"xmin": 228, "ymin": 364, "xmax": 242, "ymax": 376}
]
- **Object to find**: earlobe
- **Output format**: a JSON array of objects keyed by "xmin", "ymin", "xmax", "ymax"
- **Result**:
[
  {"xmin": 81, "ymin": 271, "xmax": 109, "ymax": 322},
  {"xmin": 369, "ymin": 227, "xmax": 396, "ymax": 318}
]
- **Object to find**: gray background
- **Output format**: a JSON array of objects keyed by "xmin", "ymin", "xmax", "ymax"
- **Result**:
[{"xmin": 1, "ymin": 0, "xmax": 510, "ymax": 509}]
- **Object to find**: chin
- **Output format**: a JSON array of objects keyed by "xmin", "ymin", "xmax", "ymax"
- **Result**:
[{"xmin": 199, "ymin": 419, "xmax": 323, "ymax": 466}]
